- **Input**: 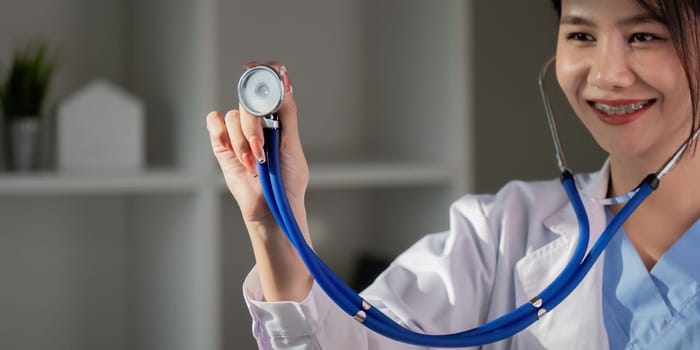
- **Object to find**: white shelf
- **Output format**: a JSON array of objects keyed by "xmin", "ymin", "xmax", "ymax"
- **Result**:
[
  {"xmin": 0, "ymin": 170, "xmax": 202, "ymax": 195},
  {"xmin": 308, "ymin": 161, "xmax": 454, "ymax": 189},
  {"xmin": 0, "ymin": 161, "xmax": 454, "ymax": 196},
  {"xmin": 208, "ymin": 161, "xmax": 455, "ymax": 193}
]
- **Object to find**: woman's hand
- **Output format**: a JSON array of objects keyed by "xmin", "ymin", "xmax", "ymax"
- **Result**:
[
  {"xmin": 207, "ymin": 63, "xmax": 309, "ymax": 228},
  {"xmin": 206, "ymin": 63, "xmax": 313, "ymax": 301}
]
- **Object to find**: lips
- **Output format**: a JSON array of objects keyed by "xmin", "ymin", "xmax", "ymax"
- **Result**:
[{"xmin": 587, "ymin": 99, "xmax": 656, "ymax": 125}]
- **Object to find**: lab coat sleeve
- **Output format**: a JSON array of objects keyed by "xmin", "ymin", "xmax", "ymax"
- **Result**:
[
  {"xmin": 243, "ymin": 266, "xmax": 426, "ymax": 349},
  {"xmin": 242, "ymin": 194, "xmax": 501, "ymax": 349}
]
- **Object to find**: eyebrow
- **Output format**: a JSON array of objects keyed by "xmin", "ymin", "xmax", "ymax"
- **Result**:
[{"xmin": 560, "ymin": 13, "xmax": 659, "ymax": 27}]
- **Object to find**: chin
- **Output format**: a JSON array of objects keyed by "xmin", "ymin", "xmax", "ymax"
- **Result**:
[{"xmin": 597, "ymin": 137, "xmax": 655, "ymax": 160}]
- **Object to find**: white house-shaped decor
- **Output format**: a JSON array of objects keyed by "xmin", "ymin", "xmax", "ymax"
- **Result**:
[{"xmin": 57, "ymin": 79, "xmax": 144, "ymax": 172}]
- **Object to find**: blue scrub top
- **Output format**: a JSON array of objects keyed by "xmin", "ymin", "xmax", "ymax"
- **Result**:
[{"xmin": 603, "ymin": 212, "xmax": 700, "ymax": 349}]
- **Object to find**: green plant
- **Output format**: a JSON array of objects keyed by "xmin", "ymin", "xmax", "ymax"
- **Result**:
[{"xmin": 0, "ymin": 41, "xmax": 57, "ymax": 120}]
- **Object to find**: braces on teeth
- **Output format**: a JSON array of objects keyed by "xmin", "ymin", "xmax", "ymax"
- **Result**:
[{"xmin": 593, "ymin": 101, "xmax": 648, "ymax": 115}]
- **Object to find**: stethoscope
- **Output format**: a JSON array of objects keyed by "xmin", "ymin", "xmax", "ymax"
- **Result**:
[{"xmin": 236, "ymin": 59, "xmax": 700, "ymax": 347}]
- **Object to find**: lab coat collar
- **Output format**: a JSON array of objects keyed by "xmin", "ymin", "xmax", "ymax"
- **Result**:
[
  {"xmin": 543, "ymin": 160, "xmax": 610, "ymax": 242},
  {"xmin": 513, "ymin": 160, "xmax": 611, "ymax": 350}
]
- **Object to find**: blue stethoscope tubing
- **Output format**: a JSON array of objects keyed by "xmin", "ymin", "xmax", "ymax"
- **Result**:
[{"xmin": 255, "ymin": 122, "xmax": 659, "ymax": 347}]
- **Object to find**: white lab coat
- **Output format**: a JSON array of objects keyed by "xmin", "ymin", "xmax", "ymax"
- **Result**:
[{"xmin": 243, "ymin": 163, "xmax": 613, "ymax": 349}]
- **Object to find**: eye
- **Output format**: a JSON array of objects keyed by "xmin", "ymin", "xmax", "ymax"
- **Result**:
[
  {"xmin": 566, "ymin": 32, "xmax": 595, "ymax": 42},
  {"xmin": 630, "ymin": 32, "xmax": 659, "ymax": 43}
]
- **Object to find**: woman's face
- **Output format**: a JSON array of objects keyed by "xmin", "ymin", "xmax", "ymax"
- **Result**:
[{"xmin": 555, "ymin": 0, "xmax": 692, "ymax": 162}]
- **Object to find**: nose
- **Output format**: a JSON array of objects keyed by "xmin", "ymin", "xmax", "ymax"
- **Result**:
[{"xmin": 587, "ymin": 39, "xmax": 635, "ymax": 90}]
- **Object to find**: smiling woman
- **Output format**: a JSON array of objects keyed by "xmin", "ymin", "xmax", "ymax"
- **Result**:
[
  {"xmin": 556, "ymin": 0, "xmax": 692, "ymax": 166},
  {"xmin": 208, "ymin": 0, "xmax": 700, "ymax": 348},
  {"xmin": 549, "ymin": 0, "xmax": 700, "ymax": 348},
  {"xmin": 552, "ymin": 0, "xmax": 700, "ymax": 149}
]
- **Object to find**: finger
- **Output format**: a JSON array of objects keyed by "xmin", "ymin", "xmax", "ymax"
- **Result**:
[
  {"xmin": 224, "ymin": 109, "xmax": 257, "ymax": 174},
  {"xmin": 277, "ymin": 65, "xmax": 298, "ymax": 126},
  {"xmin": 206, "ymin": 111, "xmax": 232, "ymax": 156},
  {"xmin": 276, "ymin": 65, "xmax": 302, "ymax": 143},
  {"xmin": 258, "ymin": 62, "xmax": 300, "ymax": 140},
  {"xmin": 238, "ymin": 101, "xmax": 266, "ymax": 164},
  {"xmin": 207, "ymin": 110, "xmax": 250, "ymax": 176},
  {"xmin": 243, "ymin": 60, "xmax": 259, "ymax": 69},
  {"xmin": 239, "ymin": 60, "xmax": 266, "ymax": 163}
]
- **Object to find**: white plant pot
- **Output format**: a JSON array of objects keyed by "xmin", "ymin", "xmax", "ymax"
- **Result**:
[{"xmin": 8, "ymin": 117, "xmax": 41, "ymax": 172}]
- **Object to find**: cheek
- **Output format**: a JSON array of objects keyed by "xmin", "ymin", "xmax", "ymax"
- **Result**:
[
  {"xmin": 554, "ymin": 52, "xmax": 602, "ymax": 138},
  {"xmin": 647, "ymin": 64, "xmax": 693, "ymax": 119},
  {"xmin": 666, "ymin": 69, "xmax": 690, "ymax": 106},
  {"xmin": 640, "ymin": 52, "xmax": 689, "ymax": 101},
  {"xmin": 554, "ymin": 52, "xmax": 587, "ymax": 110}
]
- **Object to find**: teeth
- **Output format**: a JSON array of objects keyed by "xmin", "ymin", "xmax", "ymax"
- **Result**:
[{"xmin": 593, "ymin": 101, "xmax": 649, "ymax": 115}]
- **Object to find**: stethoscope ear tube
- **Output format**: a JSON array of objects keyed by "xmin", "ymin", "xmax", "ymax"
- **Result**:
[{"xmin": 255, "ymin": 119, "xmax": 659, "ymax": 346}]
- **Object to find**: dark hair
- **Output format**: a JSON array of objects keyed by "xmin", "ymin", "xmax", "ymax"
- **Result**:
[
  {"xmin": 550, "ymin": 0, "xmax": 561, "ymax": 14},
  {"xmin": 550, "ymin": 0, "xmax": 700, "ymax": 139}
]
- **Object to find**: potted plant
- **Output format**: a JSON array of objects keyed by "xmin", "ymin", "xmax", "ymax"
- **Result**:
[{"xmin": 0, "ymin": 41, "xmax": 57, "ymax": 171}]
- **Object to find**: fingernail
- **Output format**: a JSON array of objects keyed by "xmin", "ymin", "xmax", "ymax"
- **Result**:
[
  {"xmin": 243, "ymin": 61, "xmax": 257, "ymax": 69},
  {"xmin": 249, "ymin": 135, "xmax": 266, "ymax": 163}
]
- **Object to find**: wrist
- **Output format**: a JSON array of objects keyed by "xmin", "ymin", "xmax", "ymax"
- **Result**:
[{"xmin": 246, "ymin": 213, "xmax": 314, "ymax": 302}]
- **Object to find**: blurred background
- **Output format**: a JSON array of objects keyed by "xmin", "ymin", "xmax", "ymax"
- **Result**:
[{"xmin": 0, "ymin": 0, "xmax": 605, "ymax": 349}]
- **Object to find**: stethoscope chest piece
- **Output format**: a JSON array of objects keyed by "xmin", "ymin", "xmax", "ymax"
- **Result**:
[{"xmin": 237, "ymin": 65, "xmax": 285, "ymax": 117}]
